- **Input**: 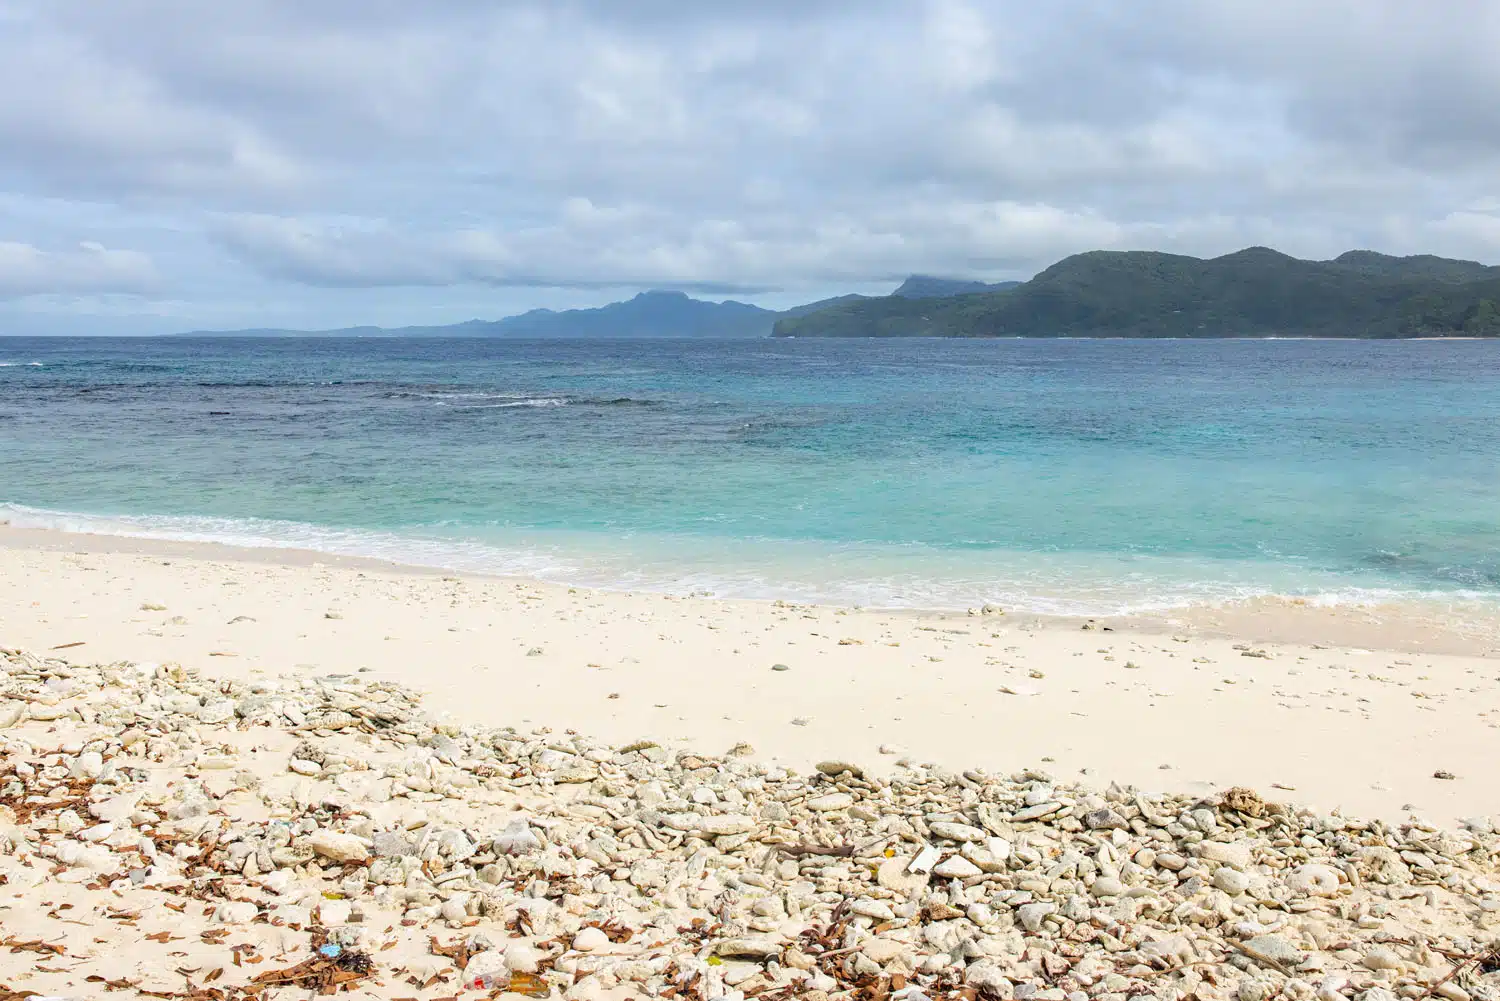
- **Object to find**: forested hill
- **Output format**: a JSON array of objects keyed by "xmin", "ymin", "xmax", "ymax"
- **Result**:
[{"xmin": 772, "ymin": 248, "xmax": 1500, "ymax": 338}]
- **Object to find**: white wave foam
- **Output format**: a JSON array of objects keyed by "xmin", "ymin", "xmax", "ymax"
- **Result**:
[
  {"xmin": 2, "ymin": 502, "xmax": 1492, "ymax": 616},
  {"xmin": 430, "ymin": 396, "xmax": 567, "ymax": 409}
]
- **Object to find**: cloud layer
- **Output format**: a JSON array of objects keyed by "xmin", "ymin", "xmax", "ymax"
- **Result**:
[{"xmin": 1, "ymin": 0, "xmax": 1498, "ymax": 331}]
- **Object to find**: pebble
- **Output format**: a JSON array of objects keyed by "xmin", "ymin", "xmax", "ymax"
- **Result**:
[
  {"xmin": 504, "ymin": 941, "xmax": 542, "ymax": 973},
  {"xmin": 1241, "ymin": 935, "xmax": 1307, "ymax": 970},
  {"xmin": 306, "ymin": 830, "xmax": 371, "ymax": 863},
  {"xmin": 928, "ymin": 821, "xmax": 987, "ymax": 842},
  {"xmin": 932, "ymin": 854, "xmax": 983, "ymax": 878},
  {"xmin": 3, "ymin": 643, "xmax": 1498, "ymax": 1001},
  {"xmin": 1362, "ymin": 946, "xmax": 1404, "ymax": 972},
  {"xmin": 572, "ymin": 927, "xmax": 610, "ymax": 952},
  {"xmin": 1287, "ymin": 863, "xmax": 1342, "ymax": 897},
  {"xmin": 806, "ymin": 792, "xmax": 853, "ymax": 812},
  {"xmin": 877, "ymin": 856, "xmax": 929, "ymax": 894},
  {"xmin": 1197, "ymin": 839, "xmax": 1254, "ymax": 870},
  {"xmin": 1017, "ymin": 902, "xmax": 1055, "ymax": 932},
  {"xmin": 815, "ymin": 759, "xmax": 863, "ymax": 778},
  {"xmin": 1213, "ymin": 867, "xmax": 1250, "ymax": 895},
  {"xmin": 715, "ymin": 937, "xmax": 782, "ymax": 959}
]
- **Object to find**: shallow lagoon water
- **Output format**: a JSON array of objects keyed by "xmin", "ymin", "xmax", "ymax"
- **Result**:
[{"xmin": 3, "ymin": 336, "xmax": 1498, "ymax": 613}]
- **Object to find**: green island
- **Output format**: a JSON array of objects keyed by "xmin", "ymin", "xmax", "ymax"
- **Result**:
[{"xmin": 773, "ymin": 247, "xmax": 1500, "ymax": 338}]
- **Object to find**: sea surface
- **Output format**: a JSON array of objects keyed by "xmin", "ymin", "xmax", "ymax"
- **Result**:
[{"xmin": 3, "ymin": 336, "xmax": 1499, "ymax": 614}]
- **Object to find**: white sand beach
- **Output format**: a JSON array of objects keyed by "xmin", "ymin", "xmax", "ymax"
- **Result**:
[
  {"xmin": 6, "ymin": 526, "xmax": 1500, "ymax": 1001},
  {"xmin": 4, "ymin": 525, "xmax": 1497, "ymax": 825}
]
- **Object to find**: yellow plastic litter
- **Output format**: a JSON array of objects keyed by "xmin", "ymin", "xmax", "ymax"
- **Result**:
[{"xmin": 507, "ymin": 972, "xmax": 551, "ymax": 997}]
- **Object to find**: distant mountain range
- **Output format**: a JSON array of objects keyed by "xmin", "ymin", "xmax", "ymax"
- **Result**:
[
  {"xmin": 176, "ymin": 280, "xmax": 1022, "ymax": 339},
  {"xmin": 180, "ymin": 249, "xmax": 1500, "ymax": 339},
  {"xmin": 774, "ymin": 249, "xmax": 1500, "ymax": 338},
  {"xmin": 180, "ymin": 290, "xmax": 780, "ymax": 339}
]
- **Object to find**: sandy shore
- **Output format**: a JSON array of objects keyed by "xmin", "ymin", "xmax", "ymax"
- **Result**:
[{"xmin": 2, "ymin": 525, "xmax": 1497, "ymax": 826}]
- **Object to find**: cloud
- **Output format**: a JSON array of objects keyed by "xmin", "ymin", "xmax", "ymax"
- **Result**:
[
  {"xmin": 214, "ymin": 199, "xmax": 1139, "ymax": 291},
  {"xmin": 1, "ymin": 0, "xmax": 1499, "ymax": 329},
  {"xmin": 0, "ymin": 241, "xmax": 157, "ymax": 298}
]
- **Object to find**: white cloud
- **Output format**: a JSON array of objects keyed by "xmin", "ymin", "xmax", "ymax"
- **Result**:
[
  {"xmin": 0, "ymin": 0, "xmax": 1497, "ymax": 330},
  {"xmin": 0, "ymin": 241, "xmax": 157, "ymax": 297}
]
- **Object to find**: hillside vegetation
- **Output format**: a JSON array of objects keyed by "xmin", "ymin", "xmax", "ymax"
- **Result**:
[{"xmin": 773, "ymin": 248, "xmax": 1500, "ymax": 337}]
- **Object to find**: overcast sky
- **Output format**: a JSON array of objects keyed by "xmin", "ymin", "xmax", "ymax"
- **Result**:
[{"xmin": 2, "ymin": 1, "xmax": 1498, "ymax": 334}]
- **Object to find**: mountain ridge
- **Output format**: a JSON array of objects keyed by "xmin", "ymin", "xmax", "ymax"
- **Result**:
[
  {"xmin": 171, "ymin": 276, "xmax": 990, "ymax": 338},
  {"xmin": 173, "ymin": 251, "xmax": 1500, "ymax": 339},
  {"xmin": 772, "ymin": 248, "xmax": 1500, "ymax": 338}
]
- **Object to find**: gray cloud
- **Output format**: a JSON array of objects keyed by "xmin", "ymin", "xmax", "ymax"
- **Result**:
[{"xmin": 0, "ymin": 0, "xmax": 1498, "ymax": 331}]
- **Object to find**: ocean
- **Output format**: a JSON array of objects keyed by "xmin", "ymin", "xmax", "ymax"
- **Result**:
[{"xmin": 3, "ymin": 336, "xmax": 1499, "ymax": 614}]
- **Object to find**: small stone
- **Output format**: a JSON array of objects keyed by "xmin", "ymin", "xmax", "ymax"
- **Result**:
[
  {"xmin": 1434, "ymin": 770, "xmax": 1457, "ymax": 780},
  {"xmin": 493, "ymin": 819, "xmax": 542, "ymax": 855},
  {"xmin": 1197, "ymin": 840, "xmax": 1253, "ymax": 870},
  {"xmin": 966, "ymin": 959, "xmax": 1015, "ymax": 998},
  {"xmin": 929, "ymin": 821, "xmax": 987, "ymax": 842},
  {"xmin": 630, "ymin": 859, "xmax": 668, "ymax": 889},
  {"xmin": 1241, "ymin": 935, "xmax": 1306, "ymax": 970},
  {"xmin": 198, "ymin": 701, "xmax": 235, "ymax": 724},
  {"xmin": 1362, "ymin": 946, "xmax": 1404, "ymax": 972},
  {"xmin": 1017, "ymin": 902, "xmax": 1055, "ymax": 933},
  {"xmin": 216, "ymin": 901, "xmax": 259, "ymax": 924},
  {"xmin": 71, "ymin": 751, "xmax": 105, "ymax": 779},
  {"xmin": 806, "ymin": 792, "xmax": 853, "ymax": 812},
  {"xmin": 504, "ymin": 942, "xmax": 542, "ymax": 973},
  {"xmin": 1286, "ymin": 864, "xmax": 1341, "ymax": 897},
  {"xmin": 305, "ymin": 831, "xmax": 370, "ymax": 863},
  {"xmin": 464, "ymin": 949, "xmax": 507, "ymax": 982},
  {"xmin": 851, "ymin": 898, "xmax": 897, "ymax": 922},
  {"xmin": 1091, "ymin": 876, "xmax": 1125, "ymax": 897},
  {"xmin": 1083, "ymin": 807, "xmax": 1128, "ymax": 830},
  {"xmin": 573, "ymin": 927, "xmax": 610, "ymax": 952},
  {"xmin": 1214, "ymin": 868, "xmax": 1250, "ymax": 895},
  {"xmin": 373, "ymin": 831, "xmax": 415, "ymax": 857},
  {"xmin": 960, "ymin": 842, "xmax": 1010, "ymax": 873},
  {"xmin": 815, "ymin": 760, "xmax": 863, "ymax": 778},
  {"xmin": 698, "ymin": 814, "xmax": 756, "ymax": 836},
  {"xmin": 933, "ymin": 854, "xmax": 983, "ymax": 879},
  {"xmin": 771, "ymin": 664, "xmax": 790, "ymax": 672},
  {"xmin": 715, "ymin": 937, "xmax": 781, "ymax": 959},
  {"xmin": 318, "ymin": 899, "xmax": 352, "ymax": 926},
  {"xmin": 878, "ymin": 856, "xmax": 930, "ymax": 895},
  {"xmin": 862, "ymin": 937, "xmax": 908, "ymax": 964},
  {"xmin": 78, "ymin": 822, "xmax": 114, "ymax": 843},
  {"xmin": 288, "ymin": 758, "xmax": 322, "ymax": 776},
  {"xmin": 1012, "ymin": 801, "xmax": 1062, "ymax": 822}
]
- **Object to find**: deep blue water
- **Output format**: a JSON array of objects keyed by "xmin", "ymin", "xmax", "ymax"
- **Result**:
[{"xmin": 3, "ymin": 336, "xmax": 1499, "ymax": 612}]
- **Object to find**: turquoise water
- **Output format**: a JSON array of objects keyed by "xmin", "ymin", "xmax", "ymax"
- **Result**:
[{"xmin": 2, "ymin": 336, "xmax": 1499, "ymax": 613}]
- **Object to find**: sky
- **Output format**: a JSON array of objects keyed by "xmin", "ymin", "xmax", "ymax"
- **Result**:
[{"xmin": 1, "ymin": 1, "xmax": 1499, "ymax": 335}]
